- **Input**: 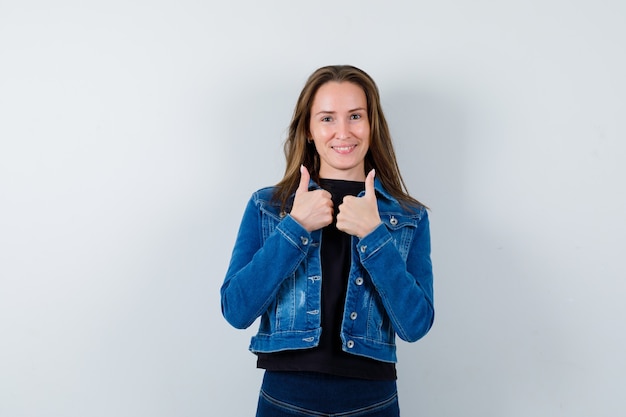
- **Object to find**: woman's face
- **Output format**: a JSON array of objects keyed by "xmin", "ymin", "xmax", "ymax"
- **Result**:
[{"xmin": 309, "ymin": 81, "xmax": 370, "ymax": 181}]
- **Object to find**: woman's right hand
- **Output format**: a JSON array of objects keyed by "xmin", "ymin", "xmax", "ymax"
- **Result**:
[{"xmin": 289, "ymin": 165, "xmax": 333, "ymax": 232}]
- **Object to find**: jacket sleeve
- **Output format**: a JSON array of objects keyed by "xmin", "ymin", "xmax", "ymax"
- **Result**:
[
  {"xmin": 357, "ymin": 208, "xmax": 434, "ymax": 342},
  {"xmin": 220, "ymin": 194, "xmax": 312, "ymax": 329}
]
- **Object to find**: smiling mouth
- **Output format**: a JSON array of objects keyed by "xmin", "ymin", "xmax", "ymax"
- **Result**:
[{"xmin": 331, "ymin": 145, "xmax": 357, "ymax": 153}]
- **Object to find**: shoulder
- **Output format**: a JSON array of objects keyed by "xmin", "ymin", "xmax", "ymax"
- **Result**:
[
  {"xmin": 251, "ymin": 186, "xmax": 278, "ymax": 201},
  {"xmin": 246, "ymin": 186, "xmax": 284, "ymax": 215}
]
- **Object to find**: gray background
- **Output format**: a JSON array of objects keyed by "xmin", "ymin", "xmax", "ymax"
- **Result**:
[{"xmin": 1, "ymin": 1, "xmax": 625, "ymax": 416}]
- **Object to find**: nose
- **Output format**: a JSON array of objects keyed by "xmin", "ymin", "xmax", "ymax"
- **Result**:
[{"xmin": 336, "ymin": 119, "xmax": 349, "ymax": 139}]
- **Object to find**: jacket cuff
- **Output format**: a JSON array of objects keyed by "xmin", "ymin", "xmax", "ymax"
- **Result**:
[
  {"xmin": 276, "ymin": 214, "xmax": 313, "ymax": 254},
  {"xmin": 356, "ymin": 222, "xmax": 392, "ymax": 260}
]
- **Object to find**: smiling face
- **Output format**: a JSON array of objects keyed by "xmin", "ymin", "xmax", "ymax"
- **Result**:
[{"xmin": 309, "ymin": 81, "xmax": 370, "ymax": 181}]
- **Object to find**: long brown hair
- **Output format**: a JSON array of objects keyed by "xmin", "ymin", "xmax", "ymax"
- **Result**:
[{"xmin": 274, "ymin": 65, "xmax": 424, "ymax": 211}]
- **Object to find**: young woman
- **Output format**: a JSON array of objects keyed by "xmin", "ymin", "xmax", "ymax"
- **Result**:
[{"xmin": 221, "ymin": 65, "xmax": 434, "ymax": 416}]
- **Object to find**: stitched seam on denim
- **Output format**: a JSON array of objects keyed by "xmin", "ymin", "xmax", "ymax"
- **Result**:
[
  {"xmin": 260, "ymin": 389, "xmax": 398, "ymax": 417},
  {"xmin": 332, "ymin": 392, "xmax": 397, "ymax": 416},
  {"xmin": 260, "ymin": 389, "xmax": 327, "ymax": 416},
  {"xmin": 362, "ymin": 233, "xmax": 408, "ymax": 340}
]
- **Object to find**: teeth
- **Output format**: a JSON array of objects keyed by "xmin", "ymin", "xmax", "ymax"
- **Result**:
[{"xmin": 333, "ymin": 145, "xmax": 354, "ymax": 151}]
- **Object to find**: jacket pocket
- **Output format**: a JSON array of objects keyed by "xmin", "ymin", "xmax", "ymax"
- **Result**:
[{"xmin": 379, "ymin": 213, "xmax": 417, "ymax": 261}]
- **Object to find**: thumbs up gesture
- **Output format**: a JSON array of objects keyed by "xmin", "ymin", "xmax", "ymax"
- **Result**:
[
  {"xmin": 336, "ymin": 169, "xmax": 381, "ymax": 238},
  {"xmin": 290, "ymin": 165, "xmax": 334, "ymax": 232}
]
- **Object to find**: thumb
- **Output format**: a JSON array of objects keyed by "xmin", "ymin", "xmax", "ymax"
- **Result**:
[
  {"xmin": 296, "ymin": 165, "xmax": 310, "ymax": 194},
  {"xmin": 364, "ymin": 169, "xmax": 376, "ymax": 198}
]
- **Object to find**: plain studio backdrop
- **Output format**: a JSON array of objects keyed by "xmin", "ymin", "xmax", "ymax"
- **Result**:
[{"xmin": 1, "ymin": 1, "xmax": 625, "ymax": 416}]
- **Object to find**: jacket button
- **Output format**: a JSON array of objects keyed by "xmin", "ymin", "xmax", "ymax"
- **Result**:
[
  {"xmin": 360, "ymin": 245, "xmax": 367, "ymax": 253},
  {"xmin": 390, "ymin": 215, "xmax": 398, "ymax": 226},
  {"xmin": 350, "ymin": 312, "xmax": 358, "ymax": 320},
  {"xmin": 355, "ymin": 277, "xmax": 364, "ymax": 285},
  {"xmin": 300, "ymin": 236, "xmax": 309, "ymax": 245},
  {"xmin": 347, "ymin": 340, "xmax": 355, "ymax": 349}
]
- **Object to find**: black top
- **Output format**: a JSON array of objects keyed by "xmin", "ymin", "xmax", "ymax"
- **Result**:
[{"xmin": 257, "ymin": 178, "xmax": 397, "ymax": 380}]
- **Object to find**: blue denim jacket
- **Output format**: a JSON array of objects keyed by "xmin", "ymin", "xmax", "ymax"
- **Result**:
[{"xmin": 221, "ymin": 178, "xmax": 434, "ymax": 363}]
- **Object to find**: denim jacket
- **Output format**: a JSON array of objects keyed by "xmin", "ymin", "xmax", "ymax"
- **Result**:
[{"xmin": 221, "ymin": 178, "xmax": 434, "ymax": 363}]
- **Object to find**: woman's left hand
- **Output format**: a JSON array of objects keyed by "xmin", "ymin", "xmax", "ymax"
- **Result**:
[{"xmin": 336, "ymin": 169, "xmax": 382, "ymax": 238}]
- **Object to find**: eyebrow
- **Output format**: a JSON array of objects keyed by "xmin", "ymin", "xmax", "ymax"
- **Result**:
[{"xmin": 313, "ymin": 107, "xmax": 367, "ymax": 117}]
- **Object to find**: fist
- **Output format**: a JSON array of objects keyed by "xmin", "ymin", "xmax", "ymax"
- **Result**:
[
  {"xmin": 336, "ymin": 169, "xmax": 381, "ymax": 238},
  {"xmin": 290, "ymin": 165, "xmax": 333, "ymax": 232}
]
